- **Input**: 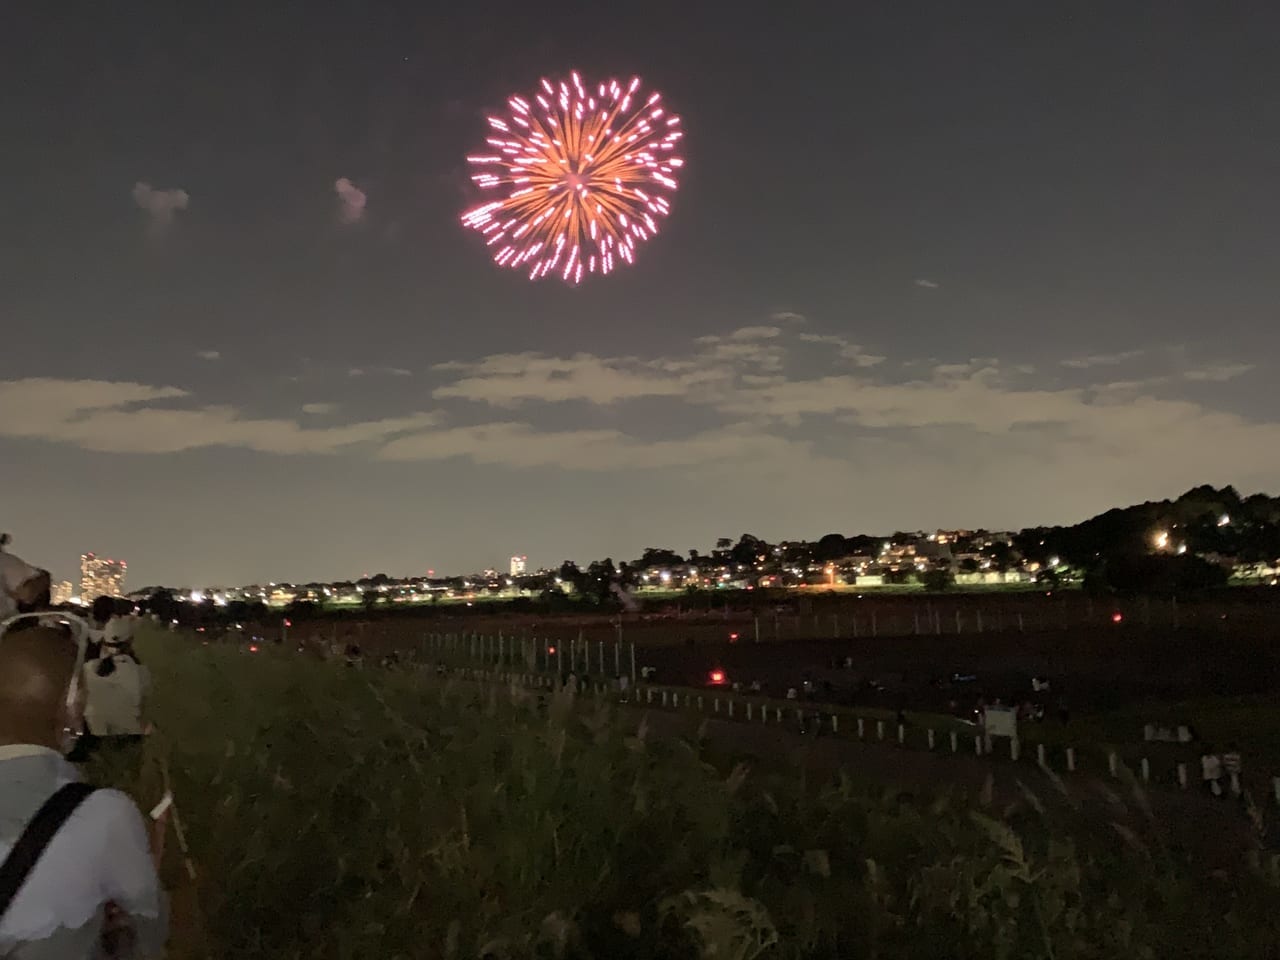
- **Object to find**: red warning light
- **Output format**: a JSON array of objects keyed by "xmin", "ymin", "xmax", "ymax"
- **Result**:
[
  {"xmin": 729, "ymin": 632, "xmax": 739, "ymax": 642},
  {"xmin": 547, "ymin": 645, "xmax": 557, "ymax": 655},
  {"xmin": 1111, "ymin": 612, "xmax": 1123, "ymax": 624},
  {"xmin": 283, "ymin": 619, "xmax": 292, "ymax": 628},
  {"xmin": 709, "ymin": 669, "xmax": 726, "ymax": 684},
  {"xmin": 249, "ymin": 644, "xmax": 259, "ymax": 653}
]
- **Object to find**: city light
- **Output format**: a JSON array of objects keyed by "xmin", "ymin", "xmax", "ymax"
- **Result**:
[{"xmin": 80, "ymin": 553, "xmax": 126, "ymax": 602}]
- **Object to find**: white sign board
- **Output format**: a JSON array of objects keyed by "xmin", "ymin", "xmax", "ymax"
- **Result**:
[{"xmin": 983, "ymin": 706, "xmax": 1018, "ymax": 739}]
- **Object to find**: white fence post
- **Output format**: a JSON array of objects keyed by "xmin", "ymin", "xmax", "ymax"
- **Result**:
[
  {"xmin": 1273, "ymin": 776, "xmax": 1280, "ymax": 807},
  {"xmin": 1108, "ymin": 752, "xmax": 1118, "ymax": 778},
  {"xmin": 857, "ymin": 718, "xmax": 865, "ymax": 739},
  {"xmin": 1066, "ymin": 747, "xmax": 1076, "ymax": 772},
  {"xmin": 1140, "ymin": 757, "xmax": 1150, "ymax": 783},
  {"xmin": 876, "ymin": 720, "xmax": 885, "ymax": 741},
  {"xmin": 950, "ymin": 731, "xmax": 958, "ymax": 753},
  {"xmin": 714, "ymin": 698, "xmax": 720, "ymax": 713},
  {"xmin": 831, "ymin": 715, "xmax": 839, "ymax": 734},
  {"xmin": 728, "ymin": 699, "xmax": 735, "ymax": 718},
  {"xmin": 1177, "ymin": 763, "xmax": 1188, "ymax": 789},
  {"xmin": 974, "ymin": 736, "xmax": 983, "ymax": 756},
  {"xmin": 746, "ymin": 703, "xmax": 753, "ymax": 721},
  {"xmin": 1010, "ymin": 738, "xmax": 1020, "ymax": 762},
  {"xmin": 1036, "ymin": 744, "xmax": 1046, "ymax": 767},
  {"xmin": 897, "ymin": 724, "xmax": 905, "ymax": 745},
  {"xmin": 927, "ymin": 729, "xmax": 935, "ymax": 750}
]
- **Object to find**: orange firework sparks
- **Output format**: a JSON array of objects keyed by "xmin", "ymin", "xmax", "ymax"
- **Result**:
[{"xmin": 461, "ymin": 72, "xmax": 684, "ymax": 284}]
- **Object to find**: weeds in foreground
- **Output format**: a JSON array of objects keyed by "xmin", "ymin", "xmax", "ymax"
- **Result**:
[{"xmin": 90, "ymin": 634, "xmax": 1280, "ymax": 959}]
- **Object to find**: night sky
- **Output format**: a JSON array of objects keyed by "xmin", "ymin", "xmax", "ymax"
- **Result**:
[{"xmin": 3, "ymin": 2, "xmax": 1278, "ymax": 588}]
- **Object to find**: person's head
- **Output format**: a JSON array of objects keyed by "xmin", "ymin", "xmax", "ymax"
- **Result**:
[
  {"xmin": 91, "ymin": 595, "xmax": 116, "ymax": 626},
  {"xmin": 0, "ymin": 626, "xmax": 85, "ymax": 750},
  {"xmin": 13, "ymin": 568, "xmax": 51, "ymax": 613}
]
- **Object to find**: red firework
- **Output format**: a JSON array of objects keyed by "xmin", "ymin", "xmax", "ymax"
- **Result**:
[{"xmin": 461, "ymin": 72, "xmax": 684, "ymax": 284}]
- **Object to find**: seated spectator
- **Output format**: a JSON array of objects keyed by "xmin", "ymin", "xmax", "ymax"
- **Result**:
[
  {"xmin": 82, "ymin": 618, "xmax": 151, "ymax": 761},
  {"xmin": 0, "ymin": 622, "xmax": 167, "ymax": 957}
]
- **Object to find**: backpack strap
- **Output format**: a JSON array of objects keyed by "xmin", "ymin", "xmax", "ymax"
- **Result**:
[{"xmin": 0, "ymin": 782, "xmax": 97, "ymax": 921}]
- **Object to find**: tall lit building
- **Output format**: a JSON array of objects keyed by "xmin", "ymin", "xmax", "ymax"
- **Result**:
[
  {"xmin": 51, "ymin": 580, "xmax": 74, "ymax": 605},
  {"xmin": 81, "ymin": 553, "xmax": 126, "ymax": 602},
  {"xmin": 510, "ymin": 555, "xmax": 527, "ymax": 577}
]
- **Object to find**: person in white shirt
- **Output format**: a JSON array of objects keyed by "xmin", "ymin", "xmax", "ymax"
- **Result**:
[
  {"xmin": 83, "ymin": 617, "xmax": 151, "ymax": 750},
  {"xmin": 0, "ymin": 621, "xmax": 167, "ymax": 958},
  {"xmin": 1201, "ymin": 750, "xmax": 1223, "ymax": 797},
  {"xmin": 0, "ymin": 543, "xmax": 50, "ymax": 623}
]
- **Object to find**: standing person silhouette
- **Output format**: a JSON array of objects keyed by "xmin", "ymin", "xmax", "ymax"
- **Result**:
[{"xmin": 0, "ymin": 618, "xmax": 167, "ymax": 958}]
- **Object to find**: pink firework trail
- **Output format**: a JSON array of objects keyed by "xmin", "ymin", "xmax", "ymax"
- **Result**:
[{"xmin": 460, "ymin": 72, "xmax": 684, "ymax": 284}]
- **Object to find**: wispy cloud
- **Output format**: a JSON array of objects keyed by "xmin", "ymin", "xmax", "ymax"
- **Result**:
[
  {"xmin": 347, "ymin": 366, "xmax": 409, "ymax": 378},
  {"xmin": 0, "ymin": 378, "xmax": 434, "ymax": 455},
  {"xmin": 378, "ymin": 421, "xmax": 802, "ymax": 471},
  {"xmin": 433, "ymin": 353, "xmax": 688, "ymax": 407},
  {"xmin": 196, "ymin": 350, "xmax": 221, "ymax": 361},
  {"xmin": 334, "ymin": 177, "xmax": 367, "ymax": 224},
  {"xmin": 914, "ymin": 278, "xmax": 939, "ymax": 289},
  {"xmin": 1061, "ymin": 350, "xmax": 1144, "ymax": 369},
  {"xmin": 1182, "ymin": 363, "xmax": 1253, "ymax": 382},
  {"xmin": 797, "ymin": 333, "xmax": 884, "ymax": 367},
  {"xmin": 3, "ymin": 323, "xmax": 1273, "ymax": 519},
  {"xmin": 132, "ymin": 182, "xmax": 189, "ymax": 234}
]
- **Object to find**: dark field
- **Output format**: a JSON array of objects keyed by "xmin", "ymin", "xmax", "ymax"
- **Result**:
[
  {"xmin": 272, "ymin": 589, "xmax": 1280, "ymax": 715},
  {"xmin": 221, "ymin": 589, "xmax": 1280, "ymax": 787}
]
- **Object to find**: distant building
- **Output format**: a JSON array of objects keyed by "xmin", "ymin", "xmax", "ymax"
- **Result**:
[
  {"xmin": 51, "ymin": 580, "xmax": 74, "ymax": 605},
  {"xmin": 510, "ymin": 555, "xmax": 527, "ymax": 577},
  {"xmin": 80, "ymin": 553, "xmax": 126, "ymax": 602}
]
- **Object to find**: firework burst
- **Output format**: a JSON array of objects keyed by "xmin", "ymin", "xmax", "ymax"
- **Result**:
[{"xmin": 461, "ymin": 72, "xmax": 684, "ymax": 284}]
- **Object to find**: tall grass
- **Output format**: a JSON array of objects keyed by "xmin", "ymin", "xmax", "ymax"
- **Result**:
[{"xmin": 89, "ymin": 630, "xmax": 1280, "ymax": 959}]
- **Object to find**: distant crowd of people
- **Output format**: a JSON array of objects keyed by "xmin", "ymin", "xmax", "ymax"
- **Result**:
[{"xmin": 0, "ymin": 534, "xmax": 167, "ymax": 958}]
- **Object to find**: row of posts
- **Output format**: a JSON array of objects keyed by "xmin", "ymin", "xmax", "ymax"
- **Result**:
[
  {"xmin": 424, "ymin": 634, "xmax": 1278, "ymax": 807},
  {"xmin": 635, "ymin": 687, "xmax": 1279, "ymax": 804},
  {"xmin": 423, "ymin": 631, "xmax": 638, "ymax": 684},
  {"xmin": 747, "ymin": 597, "xmax": 1182, "ymax": 640}
]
